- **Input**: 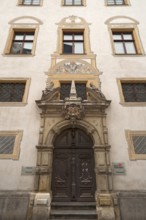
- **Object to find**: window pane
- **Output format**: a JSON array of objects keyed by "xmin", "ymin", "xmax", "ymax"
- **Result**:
[
  {"xmin": 132, "ymin": 136, "xmax": 146, "ymax": 154},
  {"xmin": 107, "ymin": 0, "xmax": 115, "ymax": 4},
  {"xmin": 122, "ymin": 83, "xmax": 146, "ymax": 102},
  {"xmin": 0, "ymin": 136, "xmax": 15, "ymax": 154},
  {"xmin": 14, "ymin": 34, "xmax": 24, "ymax": 40},
  {"xmin": 0, "ymin": 83, "xmax": 25, "ymax": 102},
  {"xmin": 74, "ymin": 0, "xmax": 82, "ymax": 5},
  {"xmin": 74, "ymin": 34, "xmax": 83, "ymax": 40},
  {"xmin": 60, "ymin": 83, "xmax": 71, "ymax": 99},
  {"xmin": 114, "ymin": 42, "xmax": 125, "ymax": 54},
  {"xmin": 116, "ymin": 0, "xmax": 124, "ymax": 5},
  {"xmin": 76, "ymin": 83, "xmax": 87, "ymax": 100},
  {"xmin": 65, "ymin": 0, "xmax": 72, "ymax": 5},
  {"xmin": 113, "ymin": 34, "xmax": 122, "ymax": 40},
  {"xmin": 11, "ymin": 43, "xmax": 23, "ymax": 54},
  {"xmin": 32, "ymin": 0, "xmax": 40, "ymax": 4},
  {"xmin": 22, "ymin": 43, "xmax": 33, "ymax": 54},
  {"xmin": 74, "ymin": 42, "xmax": 84, "ymax": 54},
  {"xmin": 25, "ymin": 34, "xmax": 34, "ymax": 40},
  {"xmin": 63, "ymin": 42, "xmax": 73, "ymax": 53},
  {"xmin": 107, "ymin": 0, "xmax": 124, "ymax": 5},
  {"xmin": 125, "ymin": 42, "xmax": 136, "ymax": 54},
  {"xmin": 23, "ymin": 0, "xmax": 31, "ymax": 5},
  {"xmin": 123, "ymin": 34, "xmax": 133, "ymax": 40},
  {"xmin": 64, "ymin": 34, "xmax": 73, "ymax": 40}
]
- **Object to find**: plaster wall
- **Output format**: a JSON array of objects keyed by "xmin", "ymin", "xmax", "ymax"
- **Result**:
[{"xmin": 0, "ymin": 0, "xmax": 146, "ymax": 191}]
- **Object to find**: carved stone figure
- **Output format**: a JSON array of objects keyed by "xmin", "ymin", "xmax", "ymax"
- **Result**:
[
  {"xmin": 42, "ymin": 81, "xmax": 54, "ymax": 96},
  {"xmin": 90, "ymin": 83, "xmax": 106, "ymax": 99}
]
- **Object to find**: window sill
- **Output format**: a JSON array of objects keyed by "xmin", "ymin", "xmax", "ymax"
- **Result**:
[
  {"xmin": 18, "ymin": 5, "xmax": 41, "ymax": 6},
  {"xmin": 120, "ymin": 102, "xmax": 146, "ymax": 107},
  {"xmin": 0, "ymin": 102, "xmax": 28, "ymax": 107},
  {"xmin": 2, "ymin": 54, "xmax": 35, "ymax": 57},
  {"xmin": 107, "ymin": 5, "xmax": 128, "ymax": 6},
  {"xmin": 113, "ymin": 54, "xmax": 145, "ymax": 57}
]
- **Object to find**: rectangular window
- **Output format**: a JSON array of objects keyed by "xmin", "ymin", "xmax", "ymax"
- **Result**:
[
  {"xmin": 64, "ymin": 0, "xmax": 82, "ymax": 5},
  {"xmin": 107, "ymin": 0, "xmax": 126, "ymax": 5},
  {"xmin": 0, "ymin": 131, "xmax": 23, "ymax": 160},
  {"xmin": 0, "ymin": 82, "xmax": 25, "ymax": 102},
  {"xmin": 126, "ymin": 130, "xmax": 146, "ymax": 160},
  {"xmin": 22, "ymin": 0, "xmax": 40, "ymax": 5},
  {"xmin": 0, "ymin": 78, "xmax": 30, "ymax": 106},
  {"xmin": 112, "ymin": 32, "xmax": 137, "ymax": 55},
  {"xmin": 60, "ymin": 82, "xmax": 87, "ymax": 100},
  {"xmin": 121, "ymin": 83, "xmax": 146, "ymax": 102},
  {"xmin": 63, "ymin": 32, "xmax": 84, "ymax": 54},
  {"xmin": 10, "ymin": 31, "xmax": 34, "ymax": 55}
]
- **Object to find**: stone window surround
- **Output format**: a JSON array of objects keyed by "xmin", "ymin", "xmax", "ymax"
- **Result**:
[
  {"xmin": 105, "ymin": 16, "xmax": 145, "ymax": 56},
  {"xmin": 105, "ymin": 0, "xmax": 130, "ymax": 6},
  {"xmin": 125, "ymin": 130, "xmax": 146, "ymax": 160},
  {"xmin": 61, "ymin": 0, "xmax": 86, "ymax": 6},
  {"xmin": 54, "ymin": 16, "xmax": 93, "ymax": 59},
  {"xmin": 3, "ymin": 22, "xmax": 40, "ymax": 57},
  {"xmin": 0, "ymin": 78, "xmax": 31, "ymax": 106},
  {"xmin": 0, "ymin": 130, "xmax": 23, "ymax": 160},
  {"xmin": 17, "ymin": 0, "xmax": 43, "ymax": 6},
  {"xmin": 117, "ymin": 78, "xmax": 146, "ymax": 106}
]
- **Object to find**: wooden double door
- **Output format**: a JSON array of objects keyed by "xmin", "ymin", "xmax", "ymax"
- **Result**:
[{"xmin": 52, "ymin": 128, "xmax": 96, "ymax": 202}]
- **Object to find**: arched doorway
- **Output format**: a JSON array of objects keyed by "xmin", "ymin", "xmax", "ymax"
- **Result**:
[{"xmin": 51, "ymin": 128, "xmax": 96, "ymax": 202}]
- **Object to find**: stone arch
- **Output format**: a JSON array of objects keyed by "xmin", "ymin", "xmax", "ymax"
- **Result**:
[
  {"xmin": 45, "ymin": 120, "xmax": 102, "ymax": 146},
  {"xmin": 105, "ymin": 15, "xmax": 139, "ymax": 25},
  {"xmin": 9, "ymin": 16, "xmax": 43, "ymax": 25}
]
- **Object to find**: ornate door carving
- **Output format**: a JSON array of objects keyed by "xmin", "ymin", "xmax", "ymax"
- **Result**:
[{"xmin": 52, "ymin": 128, "xmax": 96, "ymax": 201}]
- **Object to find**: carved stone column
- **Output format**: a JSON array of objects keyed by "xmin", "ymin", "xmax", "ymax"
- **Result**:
[
  {"xmin": 35, "ymin": 145, "xmax": 54, "ymax": 193},
  {"xmin": 94, "ymin": 145, "xmax": 112, "ymax": 192},
  {"xmin": 94, "ymin": 145, "xmax": 116, "ymax": 220}
]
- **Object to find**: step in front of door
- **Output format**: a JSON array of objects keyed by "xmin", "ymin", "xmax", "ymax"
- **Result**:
[{"xmin": 49, "ymin": 202, "xmax": 98, "ymax": 219}]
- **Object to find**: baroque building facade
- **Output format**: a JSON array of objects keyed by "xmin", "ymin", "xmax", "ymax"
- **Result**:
[{"xmin": 0, "ymin": 0, "xmax": 146, "ymax": 220}]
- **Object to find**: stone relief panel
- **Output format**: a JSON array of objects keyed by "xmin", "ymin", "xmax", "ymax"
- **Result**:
[{"xmin": 49, "ymin": 60, "xmax": 100, "ymax": 75}]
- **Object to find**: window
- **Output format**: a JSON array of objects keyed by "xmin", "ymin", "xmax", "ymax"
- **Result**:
[
  {"xmin": 117, "ymin": 79, "xmax": 146, "ymax": 106},
  {"xmin": 64, "ymin": 0, "xmax": 82, "ymax": 5},
  {"xmin": 22, "ymin": 0, "xmax": 40, "ymax": 5},
  {"xmin": 19, "ymin": 0, "xmax": 41, "ymax": 5},
  {"xmin": 0, "ymin": 78, "xmax": 30, "ymax": 106},
  {"xmin": 126, "ymin": 130, "xmax": 146, "ymax": 160},
  {"xmin": 0, "ymin": 82, "xmax": 25, "ymax": 102},
  {"xmin": 112, "ymin": 31, "xmax": 137, "ymax": 55},
  {"xmin": 107, "ymin": 0, "xmax": 126, "ymax": 5},
  {"xmin": 122, "ymin": 83, "xmax": 146, "ymax": 102},
  {"xmin": 0, "ymin": 131, "xmax": 23, "ymax": 160},
  {"xmin": 63, "ymin": 32, "xmax": 84, "ymax": 54},
  {"xmin": 60, "ymin": 82, "xmax": 87, "ymax": 100},
  {"xmin": 10, "ymin": 31, "xmax": 34, "ymax": 55}
]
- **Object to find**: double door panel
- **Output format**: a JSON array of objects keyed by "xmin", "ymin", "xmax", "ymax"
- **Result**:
[{"xmin": 52, "ymin": 148, "xmax": 96, "ymax": 202}]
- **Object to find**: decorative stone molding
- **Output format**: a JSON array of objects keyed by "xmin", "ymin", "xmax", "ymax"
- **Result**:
[
  {"xmin": 105, "ymin": 16, "xmax": 145, "ymax": 56},
  {"xmin": 48, "ymin": 59, "xmax": 99, "ymax": 75},
  {"xmin": 96, "ymin": 194, "xmax": 116, "ymax": 220},
  {"xmin": 32, "ymin": 193, "xmax": 51, "ymax": 220},
  {"xmin": 53, "ymin": 15, "xmax": 94, "ymax": 60},
  {"xmin": 3, "ymin": 16, "xmax": 42, "ymax": 56}
]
